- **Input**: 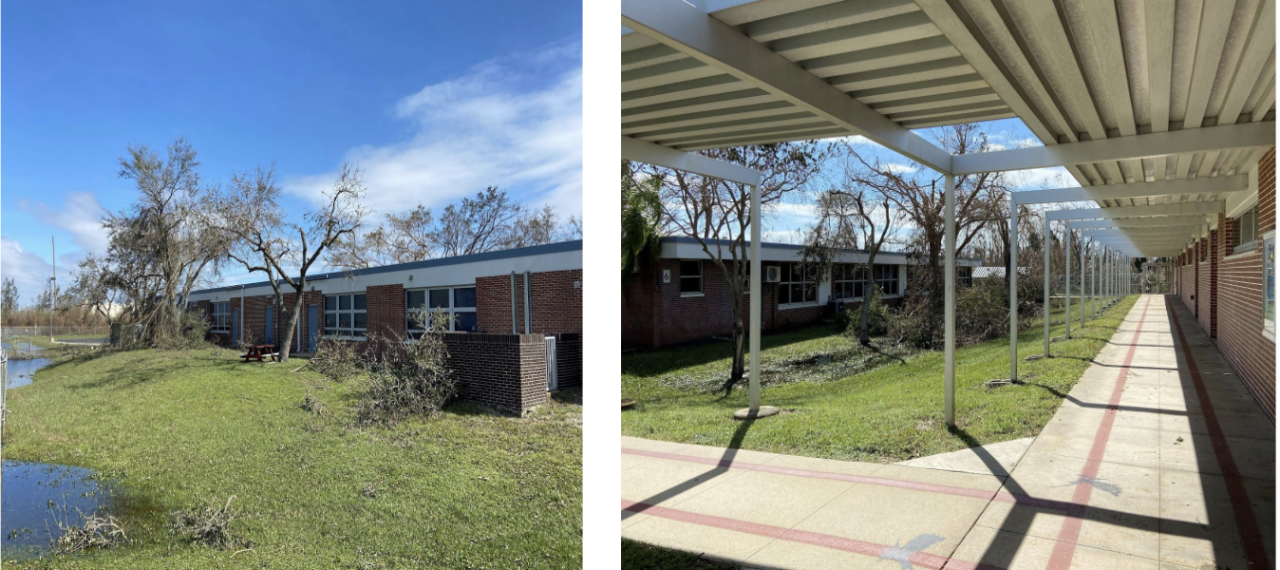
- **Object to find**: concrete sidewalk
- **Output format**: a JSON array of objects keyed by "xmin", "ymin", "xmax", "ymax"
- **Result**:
[{"xmin": 620, "ymin": 295, "xmax": 1274, "ymax": 569}]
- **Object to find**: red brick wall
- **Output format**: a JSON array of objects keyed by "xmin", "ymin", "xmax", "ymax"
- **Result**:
[
  {"xmin": 1260, "ymin": 148, "xmax": 1276, "ymax": 235},
  {"xmin": 365, "ymin": 284, "xmax": 405, "ymax": 339},
  {"xmin": 1199, "ymin": 228, "xmax": 1218, "ymax": 336},
  {"xmin": 1218, "ymin": 249, "xmax": 1275, "ymax": 419},
  {"xmin": 437, "ymin": 332, "xmax": 549, "ymax": 414},
  {"xmin": 476, "ymin": 270, "xmax": 582, "ymax": 334},
  {"xmin": 622, "ymin": 263, "xmax": 660, "ymax": 348}
]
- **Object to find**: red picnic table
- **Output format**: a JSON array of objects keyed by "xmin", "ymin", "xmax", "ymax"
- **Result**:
[{"xmin": 241, "ymin": 344, "xmax": 279, "ymax": 363}]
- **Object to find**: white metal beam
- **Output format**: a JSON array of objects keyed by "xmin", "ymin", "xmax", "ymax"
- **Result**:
[
  {"xmin": 952, "ymin": 121, "xmax": 1275, "ymax": 174},
  {"xmin": 622, "ymin": 0, "xmax": 954, "ymax": 173},
  {"xmin": 1066, "ymin": 217, "xmax": 1208, "ymax": 230},
  {"xmin": 1046, "ymin": 201, "xmax": 1225, "ymax": 221},
  {"xmin": 622, "ymin": 135, "xmax": 762, "ymax": 186},
  {"xmin": 1012, "ymin": 177, "xmax": 1245, "ymax": 205}
]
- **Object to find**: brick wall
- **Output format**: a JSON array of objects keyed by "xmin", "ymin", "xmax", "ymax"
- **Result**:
[
  {"xmin": 622, "ymin": 264, "xmax": 660, "ymax": 348},
  {"xmin": 476, "ymin": 270, "xmax": 583, "ymax": 334},
  {"xmin": 366, "ymin": 284, "xmax": 406, "ymax": 339},
  {"xmin": 436, "ymin": 333, "xmax": 549, "ymax": 414},
  {"xmin": 553, "ymin": 332, "xmax": 582, "ymax": 391}
]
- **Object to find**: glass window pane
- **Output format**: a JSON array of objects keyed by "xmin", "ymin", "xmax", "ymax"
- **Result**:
[
  {"xmin": 339, "ymin": 313, "xmax": 351, "ymax": 328},
  {"xmin": 680, "ymin": 276, "xmax": 701, "ymax": 293},
  {"xmin": 325, "ymin": 296, "xmax": 337, "ymax": 311},
  {"xmin": 454, "ymin": 287, "xmax": 477, "ymax": 308},
  {"xmin": 354, "ymin": 294, "xmax": 366, "ymax": 311},
  {"xmin": 339, "ymin": 295, "xmax": 351, "ymax": 310},
  {"xmin": 325, "ymin": 314, "xmax": 337, "ymax": 328},
  {"xmin": 406, "ymin": 290, "xmax": 425, "ymax": 309},
  {"xmin": 429, "ymin": 289, "xmax": 450, "ymax": 308},
  {"xmin": 455, "ymin": 312, "xmax": 477, "ymax": 332},
  {"xmin": 789, "ymin": 284, "xmax": 802, "ymax": 303},
  {"xmin": 354, "ymin": 313, "xmax": 367, "ymax": 330},
  {"xmin": 679, "ymin": 260, "xmax": 701, "ymax": 277}
]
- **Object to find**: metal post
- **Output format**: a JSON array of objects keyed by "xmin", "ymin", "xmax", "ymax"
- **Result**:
[
  {"xmin": 51, "ymin": 236, "xmax": 56, "ymax": 343},
  {"xmin": 1065, "ymin": 228, "xmax": 1072, "ymax": 339},
  {"xmin": 1009, "ymin": 196, "xmax": 1018, "ymax": 380},
  {"xmin": 523, "ymin": 271, "xmax": 532, "ymax": 334},
  {"xmin": 1092, "ymin": 247, "xmax": 1099, "ymax": 317},
  {"xmin": 1044, "ymin": 217, "xmax": 1050, "ymax": 357},
  {"xmin": 510, "ymin": 272, "xmax": 518, "ymax": 334},
  {"xmin": 1080, "ymin": 238, "xmax": 1087, "ymax": 329},
  {"xmin": 945, "ymin": 174, "xmax": 956, "ymax": 427},
  {"xmin": 748, "ymin": 183, "xmax": 762, "ymax": 414}
]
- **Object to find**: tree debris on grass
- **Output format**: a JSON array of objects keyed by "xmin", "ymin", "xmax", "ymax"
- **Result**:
[
  {"xmin": 52, "ymin": 512, "xmax": 129, "ymax": 554},
  {"xmin": 167, "ymin": 495, "xmax": 252, "ymax": 550}
]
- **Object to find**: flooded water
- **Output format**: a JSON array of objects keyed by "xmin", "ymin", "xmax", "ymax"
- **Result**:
[
  {"xmin": 5, "ymin": 358, "xmax": 53, "ymax": 389},
  {"xmin": 1, "ymin": 461, "xmax": 120, "ymax": 560}
]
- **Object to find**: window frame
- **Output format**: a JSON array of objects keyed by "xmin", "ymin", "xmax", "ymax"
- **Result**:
[
  {"xmin": 778, "ymin": 261, "xmax": 818, "ymax": 307},
  {"xmin": 679, "ymin": 260, "xmax": 704, "ymax": 296},
  {"xmin": 1232, "ymin": 206, "xmax": 1260, "ymax": 255},
  {"xmin": 210, "ymin": 301, "xmax": 230, "ymax": 333},
  {"xmin": 1264, "ymin": 232, "xmax": 1275, "ymax": 339},
  {"xmin": 874, "ymin": 264, "xmax": 899, "ymax": 296},
  {"xmin": 323, "ymin": 292, "xmax": 367, "ymax": 339},
  {"xmin": 405, "ymin": 286, "xmax": 478, "ymax": 335}
]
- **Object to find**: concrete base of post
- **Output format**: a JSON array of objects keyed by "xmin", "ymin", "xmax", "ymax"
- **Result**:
[{"xmin": 734, "ymin": 406, "xmax": 780, "ymax": 420}]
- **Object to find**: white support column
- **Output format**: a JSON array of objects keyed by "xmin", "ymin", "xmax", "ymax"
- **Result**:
[
  {"xmin": 945, "ymin": 173, "xmax": 956, "ymax": 428},
  {"xmin": 1092, "ymin": 247, "xmax": 1099, "ymax": 317},
  {"xmin": 1044, "ymin": 216, "xmax": 1051, "ymax": 357},
  {"xmin": 1009, "ymin": 197, "xmax": 1018, "ymax": 380},
  {"xmin": 1081, "ymin": 240, "xmax": 1088, "ymax": 328},
  {"xmin": 749, "ymin": 183, "xmax": 762, "ymax": 414},
  {"xmin": 1065, "ymin": 228, "xmax": 1072, "ymax": 339}
]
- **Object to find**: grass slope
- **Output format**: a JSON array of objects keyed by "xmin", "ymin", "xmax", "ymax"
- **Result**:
[
  {"xmin": 3, "ymin": 347, "xmax": 581, "ymax": 569},
  {"xmin": 621, "ymin": 295, "xmax": 1138, "ymax": 463}
]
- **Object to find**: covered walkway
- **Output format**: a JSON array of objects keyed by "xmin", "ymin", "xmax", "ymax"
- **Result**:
[{"xmin": 621, "ymin": 295, "xmax": 1274, "ymax": 569}]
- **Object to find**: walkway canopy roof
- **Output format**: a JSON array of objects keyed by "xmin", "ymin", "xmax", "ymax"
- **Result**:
[{"xmin": 623, "ymin": 0, "xmax": 1276, "ymax": 257}]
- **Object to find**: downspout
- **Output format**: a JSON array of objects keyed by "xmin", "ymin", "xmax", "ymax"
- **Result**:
[
  {"xmin": 510, "ymin": 271, "xmax": 518, "ymax": 334},
  {"xmin": 240, "ymin": 284, "xmax": 246, "ymax": 344},
  {"xmin": 523, "ymin": 271, "xmax": 532, "ymax": 334}
]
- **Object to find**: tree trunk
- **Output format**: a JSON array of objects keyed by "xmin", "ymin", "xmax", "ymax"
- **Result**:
[
  {"xmin": 277, "ymin": 287, "xmax": 304, "ymax": 362},
  {"xmin": 858, "ymin": 253, "xmax": 878, "ymax": 346},
  {"xmin": 729, "ymin": 279, "xmax": 746, "ymax": 382}
]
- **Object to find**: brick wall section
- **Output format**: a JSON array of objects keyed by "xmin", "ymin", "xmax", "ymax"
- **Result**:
[
  {"xmin": 622, "ymin": 265, "xmax": 660, "ymax": 348},
  {"xmin": 1260, "ymin": 148, "xmax": 1276, "ymax": 235},
  {"xmin": 365, "ymin": 284, "xmax": 406, "ymax": 339},
  {"xmin": 476, "ymin": 270, "xmax": 583, "ymax": 334},
  {"xmin": 436, "ymin": 333, "xmax": 548, "ymax": 414},
  {"xmin": 1218, "ymin": 250, "xmax": 1275, "ymax": 419},
  {"xmin": 1198, "ymin": 227, "xmax": 1218, "ymax": 336}
]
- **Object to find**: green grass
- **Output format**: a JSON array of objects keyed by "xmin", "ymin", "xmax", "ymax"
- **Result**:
[
  {"xmin": 622, "ymin": 295, "xmax": 1139, "ymax": 463},
  {"xmin": 621, "ymin": 539, "xmax": 739, "ymax": 569},
  {"xmin": 3, "ymin": 347, "xmax": 581, "ymax": 569}
]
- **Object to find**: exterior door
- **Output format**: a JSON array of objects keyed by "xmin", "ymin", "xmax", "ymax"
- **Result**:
[
  {"xmin": 231, "ymin": 309, "xmax": 240, "ymax": 344},
  {"xmin": 264, "ymin": 307, "xmax": 274, "ymax": 345},
  {"xmin": 308, "ymin": 305, "xmax": 319, "ymax": 353}
]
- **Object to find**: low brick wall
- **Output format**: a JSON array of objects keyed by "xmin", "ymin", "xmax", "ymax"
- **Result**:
[{"xmin": 435, "ymin": 333, "xmax": 549, "ymax": 414}]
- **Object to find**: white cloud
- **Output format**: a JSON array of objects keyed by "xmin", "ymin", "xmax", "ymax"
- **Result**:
[
  {"xmin": 286, "ymin": 40, "xmax": 583, "ymax": 220},
  {"xmin": 1007, "ymin": 167, "xmax": 1078, "ymax": 190},
  {"xmin": 18, "ymin": 191, "xmax": 110, "ymax": 253},
  {"xmin": 0, "ymin": 237, "xmax": 81, "ymax": 307}
]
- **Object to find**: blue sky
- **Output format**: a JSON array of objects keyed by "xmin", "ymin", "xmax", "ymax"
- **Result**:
[{"xmin": 2, "ymin": 1, "xmax": 582, "ymax": 305}]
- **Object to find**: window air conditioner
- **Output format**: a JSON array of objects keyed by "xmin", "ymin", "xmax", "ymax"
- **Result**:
[{"xmin": 765, "ymin": 266, "xmax": 782, "ymax": 283}]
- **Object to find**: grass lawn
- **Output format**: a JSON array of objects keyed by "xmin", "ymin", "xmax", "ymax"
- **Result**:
[
  {"xmin": 3, "ymin": 347, "xmax": 581, "ymax": 569},
  {"xmin": 621, "ymin": 295, "xmax": 1139, "ymax": 463}
]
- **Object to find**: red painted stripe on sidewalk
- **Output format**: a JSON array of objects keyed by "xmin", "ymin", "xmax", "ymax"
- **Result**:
[
  {"xmin": 621, "ymin": 499, "xmax": 1007, "ymax": 570},
  {"xmin": 622, "ymin": 447, "xmax": 1089, "ymax": 514},
  {"xmin": 1166, "ymin": 299, "xmax": 1270, "ymax": 569},
  {"xmin": 1045, "ymin": 298, "xmax": 1150, "ymax": 569}
]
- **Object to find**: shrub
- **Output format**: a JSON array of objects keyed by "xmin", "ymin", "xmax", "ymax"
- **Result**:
[
  {"xmin": 52, "ymin": 513, "xmax": 129, "ymax": 554},
  {"xmin": 300, "ymin": 392, "xmax": 325, "ymax": 415},
  {"xmin": 155, "ymin": 311, "xmax": 212, "ymax": 350},
  {"xmin": 356, "ymin": 313, "xmax": 458, "ymax": 425},
  {"xmin": 841, "ymin": 286, "xmax": 891, "ymax": 341},
  {"xmin": 167, "ymin": 496, "xmax": 251, "ymax": 550},
  {"xmin": 310, "ymin": 338, "xmax": 362, "ymax": 381}
]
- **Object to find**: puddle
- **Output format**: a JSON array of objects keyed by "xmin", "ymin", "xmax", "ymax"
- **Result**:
[
  {"xmin": 1, "ymin": 461, "xmax": 121, "ymax": 560},
  {"xmin": 5, "ymin": 358, "xmax": 54, "ymax": 389}
]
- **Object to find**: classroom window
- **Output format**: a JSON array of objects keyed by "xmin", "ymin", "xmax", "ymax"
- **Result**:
[
  {"xmin": 324, "ymin": 293, "xmax": 366, "ymax": 338},
  {"xmin": 1233, "ymin": 206, "xmax": 1258, "ymax": 254},
  {"xmin": 831, "ymin": 264, "xmax": 867, "ymax": 300},
  {"xmin": 779, "ymin": 262, "xmax": 817, "ymax": 305},
  {"xmin": 406, "ymin": 286, "xmax": 478, "ymax": 335},
  {"xmin": 679, "ymin": 260, "xmax": 703, "ymax": 294},
  {"xmin": 211, "ymin": 302, "xmax": 230, "ymax": 332},
  {"xmin": 874, "ymin": 264, "xmax": 899, "ymax": 296},
  {"xmin": 1265, "ymin": 234, "xmax": 1275, "ymax": 335}
]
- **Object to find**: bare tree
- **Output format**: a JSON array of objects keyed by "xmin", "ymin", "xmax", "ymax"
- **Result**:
[
  {"xmin": 1, "ymin": 278, "xmax": 17, "ymax": 319},
  {"xmin": 217, "ymin": 163, "xmax": 368, "ymax": 362},
  {"xmin": 649, "ymin": 142, "xmax": 826, "ymax": 384},
  {"xmin": 804, "ymin": 182, "xmax": 899, "ymax": 346},
  {"xmin": 103, "ymin": 138, "xmax": 229, "ymax": 343}
]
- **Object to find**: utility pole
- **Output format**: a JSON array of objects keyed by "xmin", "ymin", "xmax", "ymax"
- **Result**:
[{"xmin": 50, "ymin": 236, "xmax": 56, "ymax": 343}]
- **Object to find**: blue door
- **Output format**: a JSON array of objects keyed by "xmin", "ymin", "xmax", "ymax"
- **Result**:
[
  {"xmin": 231, "ymin": 309, "xmax": 240, "ymax": 344},
  {"xmin": 264, "ymin": 307, "xmax": 274, "ymax": 345},
  {"xmin": 308, "ymin": 305, "xmax": 319, "ymax": 352}
]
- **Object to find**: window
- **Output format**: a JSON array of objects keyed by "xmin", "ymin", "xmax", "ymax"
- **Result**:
[
  {"xmin": 211, "ymin": 302, "xmax": 230, "ymax": 332},
  {"xmin": 679, "ymin": 260, "xmax": 703, "ymax": 294},
  {"xmin": 874, "ymin": 264, "xmax": 900, "ymax": 296},
  {"xmin": 1265, "ymin": 233, "xmax": 1275, "ymax": 336},
  {"xmin": 324, "ymin": 293, "xmax": 367, "ymax": 338},
  {"xmin": 831, "ymin": 264, "xmax": 867, "ymax": 300},
  {"xmin": 778, "ymin": 262, "xmax": 817, "ymax": 305},
  {"xmin": 1232, "ymin": 206, "xmax": 1259, "ymax": 254},
  {"xmin": 406, "ymin": 286, "xmax": 478, "ymax": 335},
  {"xmin": 958, "ymin": 266, "xmax": 974, "ymax": 288}
]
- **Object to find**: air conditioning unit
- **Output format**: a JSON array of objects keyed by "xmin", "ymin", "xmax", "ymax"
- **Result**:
[{"xmin": 765, "ymin": 266, "xmax": 782, "ymax": 283}]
